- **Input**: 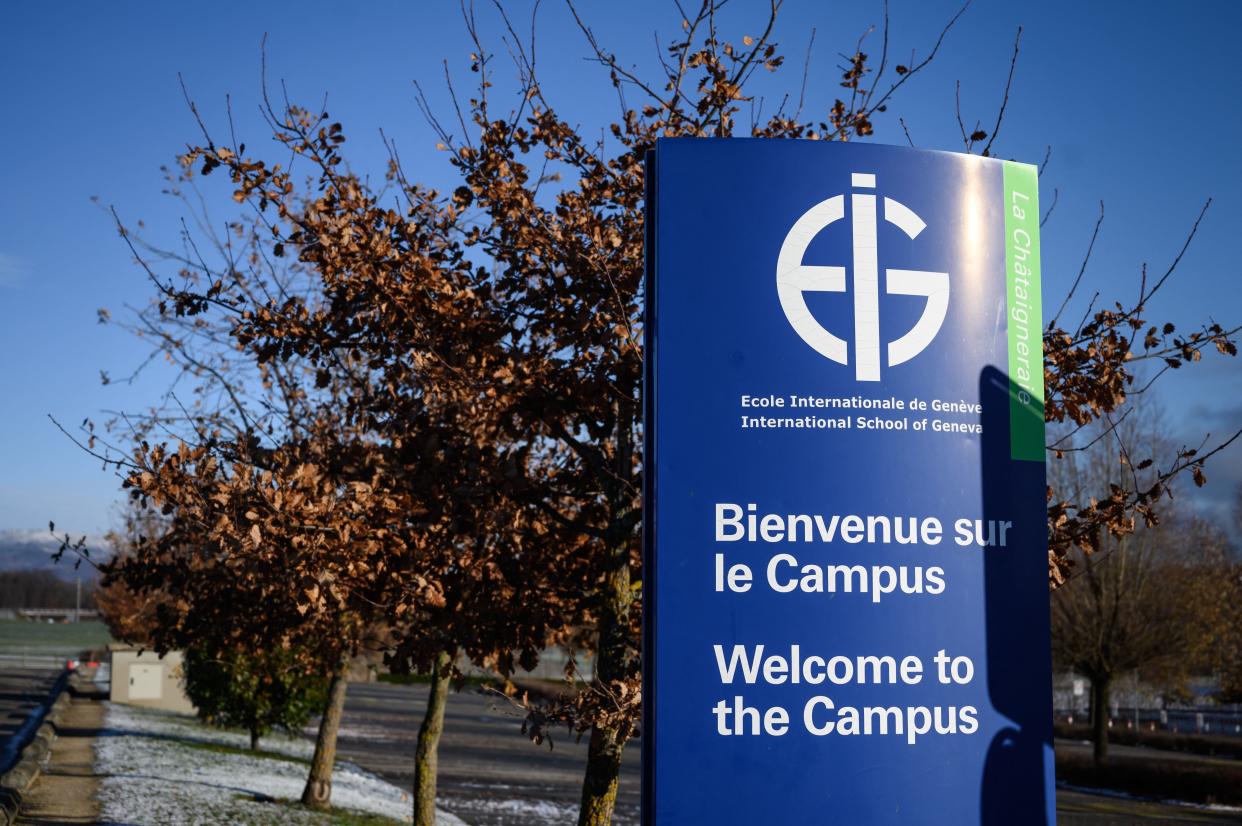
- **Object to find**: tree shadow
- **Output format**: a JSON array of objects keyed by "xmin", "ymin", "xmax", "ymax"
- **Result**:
[{"xmin": 978, "ymin": 365, "xmax": 1055, "ymax": 824}]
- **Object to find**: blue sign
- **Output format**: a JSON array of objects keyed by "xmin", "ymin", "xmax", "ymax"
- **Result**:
[{"xmin": 643, "ymin": 139, "xmax": 1054, "ymax": 824}]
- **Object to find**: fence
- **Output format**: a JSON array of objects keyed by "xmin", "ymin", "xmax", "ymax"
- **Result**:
[
  {"xmin": 1054, "ymin": 703, "xmax": 1242, "ymax": 738},
  {"xmin": 0, "ymin": 652, "xmax": 74, "ymax": 670},
  {"xmin": 16, "ymin": 609, "xmax": 100, "ymax": 621}
]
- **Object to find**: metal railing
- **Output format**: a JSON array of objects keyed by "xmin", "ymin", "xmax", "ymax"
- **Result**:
[
  {"xmin": 1055, "ymin": 705, "xmax": 1242, "ymax": 738},
  {"xmin": 15, "ymin": 609, "xmax": 100, "ymax": 620}
]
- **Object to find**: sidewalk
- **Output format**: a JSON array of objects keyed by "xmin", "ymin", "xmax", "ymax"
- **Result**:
[{"xmin": 16, "ymin": 680, "xmax": 104, "ymax": 826}]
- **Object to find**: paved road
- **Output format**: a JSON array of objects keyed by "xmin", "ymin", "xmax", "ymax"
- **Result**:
[
  {"xmin": 332, "ymin": 681, "xmax": 638, "ymax": 825},
  {"xmin": 0, "ymin": 667, "xmax": 60, "ymax": 775},
  {"xmin": 332, "ymin": 682, "xmax": 1242, "ymax": 825}
]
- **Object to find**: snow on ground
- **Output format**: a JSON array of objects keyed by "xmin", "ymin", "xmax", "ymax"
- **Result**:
[
  {"xmin": 438, "ymin": 793, "xmax": 582, "ymax": 826},
  {"xmin": 437, "ymin": 781, "xmax": 638, "ymax": 826},
  {"xmin": 95, "ymin": 701, "xmax": 467, "ymax": 825}
]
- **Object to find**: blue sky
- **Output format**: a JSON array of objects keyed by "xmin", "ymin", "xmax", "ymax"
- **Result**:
[{"xmin": 2, "ymin": 0, "xmax": 1240, "ymax": 537}]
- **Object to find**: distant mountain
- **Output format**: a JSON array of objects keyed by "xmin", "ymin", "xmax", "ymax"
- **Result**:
[{"xmin": 0, "ymin": 528, "xmax": 109, "ymax": 580}]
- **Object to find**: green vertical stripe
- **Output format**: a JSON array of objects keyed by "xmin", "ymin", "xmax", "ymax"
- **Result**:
[{"xmin": 1002, "ymin": 161, "xmax": 1045, "ymax": 462}]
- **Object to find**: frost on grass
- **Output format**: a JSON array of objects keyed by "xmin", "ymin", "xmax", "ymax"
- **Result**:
[
  {"xmin": 439, "ymin": 795, "xmax": 580, "ymax": 825},
  {"xmin": 95, "ymin": 701, "xmax": 465, "ymax": 825},
  {"xmin": 435, "ymin": 782, "xmax": 639, "ymax": 826}
]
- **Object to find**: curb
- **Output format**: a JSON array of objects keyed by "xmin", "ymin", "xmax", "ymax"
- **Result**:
[{"xmin": 0, "ymin": 669, "xmax": 74, "ymax": 826}]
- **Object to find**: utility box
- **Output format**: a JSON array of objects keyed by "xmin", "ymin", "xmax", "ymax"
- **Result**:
[
  {"xmin": 128, "ymin": 663, "xmax": 164, "ymax": 700},
  {"xmin": 108, "ymin": 645, "xmax": 195, "ymax": 714}
]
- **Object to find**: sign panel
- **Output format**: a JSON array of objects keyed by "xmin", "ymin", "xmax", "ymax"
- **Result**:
[{"xmin": 643, "ymin": 139, "xmax": 1054, "ymax": 824}]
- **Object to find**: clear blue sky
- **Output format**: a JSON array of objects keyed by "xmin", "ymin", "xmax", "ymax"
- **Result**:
[{"xmin": 2, "ymin": 0, "xmax": 1240, "ymax": 537}]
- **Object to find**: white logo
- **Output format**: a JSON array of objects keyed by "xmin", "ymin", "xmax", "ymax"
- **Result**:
[{"xmin": 776, "ymin": 172, "xmax": 949, "ymax": 382}]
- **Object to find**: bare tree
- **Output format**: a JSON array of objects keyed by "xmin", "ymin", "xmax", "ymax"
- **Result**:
[{"xmin": 1050, "ymin": 411, "xmax": 1231, "ymax": 764}]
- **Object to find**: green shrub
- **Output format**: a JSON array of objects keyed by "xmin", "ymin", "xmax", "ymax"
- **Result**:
[{"xmin": 184, "ymin": 642, "xmax": 329, "ymax": 751}]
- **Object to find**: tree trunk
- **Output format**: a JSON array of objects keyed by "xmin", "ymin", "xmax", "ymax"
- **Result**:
[
  {"xmin": 579, "ymin": 721, "xmax": 625, "ymax": 826},
  {"xmin": 249, "ymin": 726, "xmax": 260, "ymax": 752},
  {"xmin": 578, "ymin": 546, "xmax": 632, "ymax": 826},
  {"xmin": 1091, "ymin": 676, "xmax": 1110, "ymax": 765},
  {"xmin": 577, "ymin": 400, "xmax": 637, "ymax": 826},
  {"xmin": 413, "ymin": 649, "xmax": 455, "ymax": 826},
  {"xmin": 302, "ymin": 658, "xmax": 349, "ymax": 810}
]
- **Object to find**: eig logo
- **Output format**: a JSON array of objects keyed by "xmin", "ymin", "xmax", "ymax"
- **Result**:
[{"xmin": 776, "ymin": 172, "xmax": 949, "ymax": 382}]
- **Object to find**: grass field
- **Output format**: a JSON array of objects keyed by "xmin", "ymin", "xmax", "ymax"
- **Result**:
[
  {"xmin": 1057, "ymin": 748, "xmax": 1242, "ymax": 808},
  {"xmin": 97, "ymin": 702, "xmax": 427, "ymax": 825},
  {"xmin": 0, "ymin": 619, "xmax": 112, "ymax": 656}
]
